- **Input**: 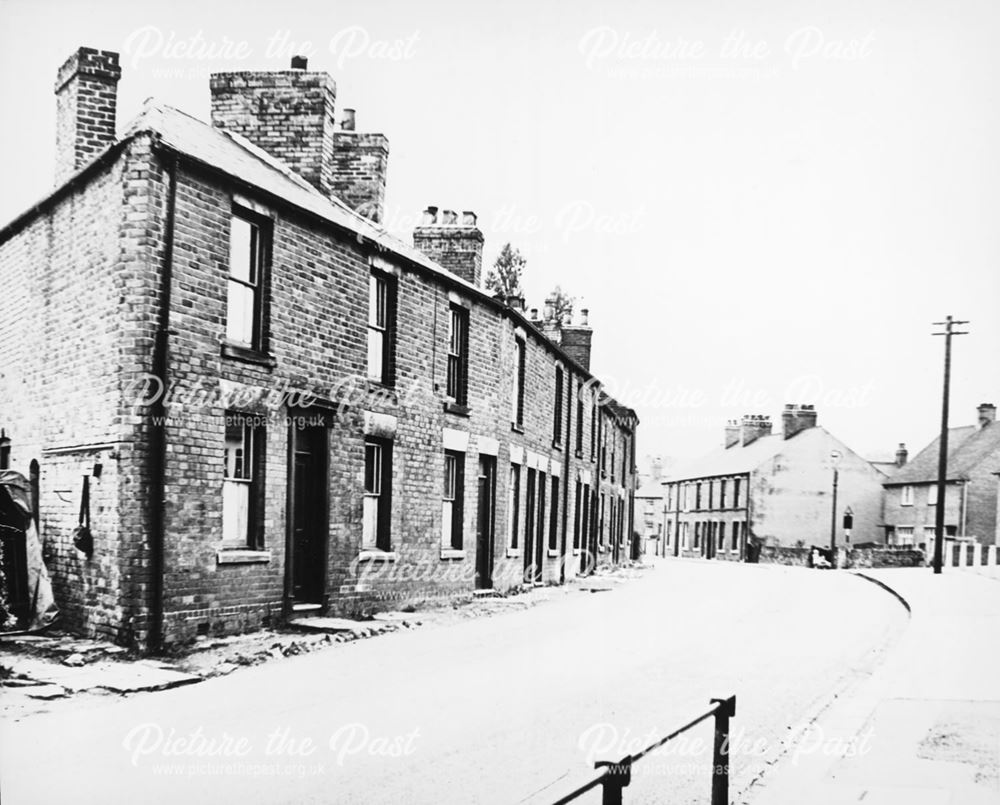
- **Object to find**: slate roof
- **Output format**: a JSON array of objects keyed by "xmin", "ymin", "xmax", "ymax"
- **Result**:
[
  {"xmin": 125, "ymin": 102, "xmax": 465, "ymax": 288},
  {"xmin": 0, "ymin": 99, "xmax": 637, "ymax": 422},
  {"xmin": 886, "ymin": 422, "xmax": 1000, "ymax": 485},
  {"xmin": 665, "ymin": 429, "xmax": 807, "ymax": 481}
]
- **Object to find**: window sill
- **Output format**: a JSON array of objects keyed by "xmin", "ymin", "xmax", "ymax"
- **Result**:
[
  {"xmin": 575, "ymin": 450, "xmax": 584, "ymax": 459},
  {"xmin": 511, "ymin": 424, "xmax": 524, "ymax": 434},
  {"xmin": 552, "ymin": 441, "xmax": 563, "ymax": 451},
  {"xmin": 547, "ymin": 548, "xmax": 560, "ymax": 558},
  {"xmin": 216, "ymin": 549, "xmax": 271, "ymax": 565},
  {"xmin": 506, "ymin": 548, "xmax": 522, "ymax": 558},
  {"xmin": 443, "ymin": 401, "xmax": 470, "ymax": 417},
  {"xmin": 358, "ymin": 550, "xmax": 398, "ymax": 562},
  {"xmin": 572, "ymin": 548, "xmax": 581, "ymax": 556},
  {"xmin": 440, "ymin": 549, "xmax": 466, "ymax": 560},
  {"xmin": 221, "ymin": 341, "xmax": 276, "ymax": 368}
]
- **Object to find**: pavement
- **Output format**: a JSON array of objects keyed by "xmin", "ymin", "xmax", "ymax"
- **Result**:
[
  {"xmin": 0, "ymin": 574, "xmax": 593, "ymax": 720},
  {"xmin": 746, "ymin": 564, "xmax": 1000, "ymax": 805},
  {"xmin": 0, "ymin": 559, "xmax": 907, "ymax": 805}
]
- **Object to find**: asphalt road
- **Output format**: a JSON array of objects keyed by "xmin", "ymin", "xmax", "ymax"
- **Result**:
[{"xmin": 0, "ymin": 560, "xmax": 908, "ymax": 804}]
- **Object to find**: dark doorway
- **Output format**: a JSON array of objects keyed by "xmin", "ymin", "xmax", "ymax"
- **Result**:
[
  {"xmin": 288, "ymin": 421, "xmax": 328, "ymax": 606},
  {"xmin": 610, "ymin": 498, "xmax": 619, "ymax": 564},
  {"xmin": 523, "ymin": 467, "xmax": 536, "ymax": 583},
  {"xmin": 587, "ymin": 488, "xmax": 599, "ymax": 574},
  {"xmin": 534, "ymin": 472, "xmax": 546, "ymax": 583},
  {"xmin": 0, "ymin": 480, "xmax": 30, "ymax": 624},
  {"xmin": 475, "ymin": 456, "xmax": 496, "ymax": 589}
]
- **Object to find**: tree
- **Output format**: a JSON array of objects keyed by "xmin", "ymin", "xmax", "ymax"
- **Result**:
[
  {"xmin": 549, "ymin": 285, "xmax": 575, "ymax": 326},
  {"xmin": 484, "ymin": 243, "xmax": 525, "ymax": 298}
]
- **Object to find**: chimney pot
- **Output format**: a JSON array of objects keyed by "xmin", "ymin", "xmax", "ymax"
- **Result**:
[
  {"xmin": 290, "ymin": 55, "xmax": 308, "ymax": 69},
  {"xmin": 421, "ymin": 206, "xmax": 438, "ymax": 226},
  {"xmin": 978, "ymin": 403, "xmax": 996, "ymax": 428},
  {"xmin": 461, "ymin": 210, "xmax": 477, "ymax": 226},
  {"xmin": 529, "ymin": 307, "xmax": 540, "ymax": 321},
  {"xmin": 580, "ymin": 308, "xmax": 590, "ymax": 327},
  {"xmin": 442, "ymin": 209, "xmax": 458, "ymax": 225},
  {"xmin": 895, "ymin": 442, "xmax": 908, "ymax": 467},
  {"xmin": 341, "ymin": 108, "xmax": 356, "ymax": 131}
]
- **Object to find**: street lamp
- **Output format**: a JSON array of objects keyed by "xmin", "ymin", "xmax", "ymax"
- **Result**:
[{"xmin": 829, "ymin": 450, "xmax": 841, "ymax": 554}]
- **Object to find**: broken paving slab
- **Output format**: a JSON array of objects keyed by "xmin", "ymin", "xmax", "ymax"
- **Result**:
[
  {"xmin": 5, "ymin": 657, "xmax": 200, "ymax": 693},
  {"xmin": 287, "ymin": 617, "xmax": 395, "ymax": 636}
]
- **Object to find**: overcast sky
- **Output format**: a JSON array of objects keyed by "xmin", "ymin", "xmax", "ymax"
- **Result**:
[{"xmin": 2, "ymin": 0, "xmax": 997, "ymax": 463}]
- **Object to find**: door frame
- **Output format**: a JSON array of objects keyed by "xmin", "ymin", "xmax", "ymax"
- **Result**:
[{"xmin": 284, "ymin": 411, "xmax": 330, "ymax": 613}]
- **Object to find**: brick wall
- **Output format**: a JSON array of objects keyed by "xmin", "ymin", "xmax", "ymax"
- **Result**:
[
  {"xmin": 846, "ymin": 546, "xmax": 925, "ymax": 569},
  {"xmin": 3, "ymin": 89, "xmax": 637, "ymax": 652},
  {"xmin": 0, "ymin": 135, "xmax": 167, "ymax": 643}
]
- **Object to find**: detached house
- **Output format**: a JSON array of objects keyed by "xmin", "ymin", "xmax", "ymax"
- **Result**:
[
  {"xmin": 882, "ymin": 404, "xmax": 1000, "ymax": 550},
  {"xmin": 662, "ymin": 405, "xmax": 888, "ymax": 559},
  {"xmin": 0, "ymin": 47, "xmax": 637, "ymax": 648}
]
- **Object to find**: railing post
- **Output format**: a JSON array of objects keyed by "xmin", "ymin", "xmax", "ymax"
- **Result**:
[
  {"xmin": 710, "ymin": 696, "xmax": 736, "ymax": 805},
  {"xmin": 595, "ymin": 756, "xmax": 631, "ymax": 805}
]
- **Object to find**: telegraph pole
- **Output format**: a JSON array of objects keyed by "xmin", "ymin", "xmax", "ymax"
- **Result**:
[{"xmin": 931, "ymin": 316, "xmax": 968, "ymax": 574}]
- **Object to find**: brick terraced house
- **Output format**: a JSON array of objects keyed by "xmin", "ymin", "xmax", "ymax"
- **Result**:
[
  {"xmin": 661, "ymin": 405, "xmax": 888, "ymax": 560},
  {"xmin": 0, "ymin": 47, "xmax": 638, "ymax": 649}
]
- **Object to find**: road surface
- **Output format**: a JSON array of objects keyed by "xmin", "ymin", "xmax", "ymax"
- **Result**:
[{"xmin": 0, "ymin": 560, "xmax": 907, "ymax": 804}]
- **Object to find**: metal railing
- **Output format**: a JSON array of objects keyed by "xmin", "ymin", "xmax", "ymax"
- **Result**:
[{"xmin": 529, "ymin": 695, "xmax": 736, "ymax": 805}]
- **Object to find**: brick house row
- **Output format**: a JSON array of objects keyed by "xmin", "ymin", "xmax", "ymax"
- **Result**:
[
  {"xmin": 658, "ymin": 406, "xmax": 889, "ymax": 560},
  {"xmin": 0, "ymin": 48, "xmax": 638, "ymax": 649},
  {"xmin": 657, "ymin": 403, "xmax": 1000, "ymax": 561}
]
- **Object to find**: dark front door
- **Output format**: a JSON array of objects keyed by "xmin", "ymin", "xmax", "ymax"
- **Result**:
[
  {"xmin": 289, "ymin": 423, "xmax": 328, "ymax": 605},
  {"xmin": 475, "ymin": 456, "xmax": 496, "ymax": 589},
  {"xmin": 534, "ymin": 472, "xmax": 546, "ymax": 583},
  {"xmin": 523, "ymin": 468, "xmax": 536, "ymax": 583}
]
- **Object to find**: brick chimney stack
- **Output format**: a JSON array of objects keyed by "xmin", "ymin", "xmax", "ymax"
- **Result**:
[
  {"xmin": 560, "ymin": 307, "xmax": 593, "ymax": 371},
  {"xmin": 724, "ymin": 420, "xmax": 741, "ymax": 449},
  {"xmin": 210, "ymin": 59, "xmax": 337, "ymax": 195},
  {"xmin": 331, "ymin": 108, "xmax": 389, "ymax": 223},
  {"xmin": 54, "ymin": 47, "xmax": 121, "ymax": 185},
  {"xmin": 895, "ymin": 442, "xmax": 908, "ymax": 467},
  {"xmin": 740, "ymin": 414, "xmax": 772, "ymax": 446},
  {"xmin": 209, "ymin": 57, "xmax": 389, "ymax": 221},
  {"xmin": 413, "ymin": 207, "xmax": 485, "ymax": 286},
  {"xmin": 978, "ymin": 403, "xmax": 996, "ymax": 429},
  {"xmin": 540, "ymin": 292, "xmax": 561, "ymax": 344},
  {"xmin": 781, "ymin": 404, "xmax": 818, "ymax": 440}
]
